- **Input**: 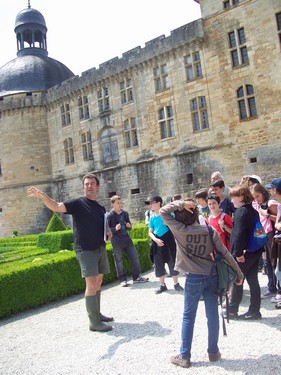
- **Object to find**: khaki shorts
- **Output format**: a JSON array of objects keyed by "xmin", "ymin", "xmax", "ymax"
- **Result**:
[{"xmin": 76, "ymin": 246, "xmax": 110, "ymax": 277}]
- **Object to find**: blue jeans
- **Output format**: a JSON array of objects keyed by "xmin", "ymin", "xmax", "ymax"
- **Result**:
[{"xmin": 180, "ymin": 274, "xmax": 219, "ymax": 359}]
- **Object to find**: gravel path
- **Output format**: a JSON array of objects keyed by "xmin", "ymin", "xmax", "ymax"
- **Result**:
[{"xmin": 1, "ymin": 270, "xmax": 281, "ymax": 375}]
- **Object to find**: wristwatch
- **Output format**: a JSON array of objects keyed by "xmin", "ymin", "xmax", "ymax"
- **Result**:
[{"xmin": 266, "ymin": 213, "xmax": 270, "ymax": 219}]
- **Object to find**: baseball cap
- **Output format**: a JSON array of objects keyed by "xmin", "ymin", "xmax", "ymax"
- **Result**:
[
  {"xmin": 144, "ymin": 195, "xmax": 163, "ymax": 205},
  {"xmin": 265, "ymin": 178, "xmax": 281, "ymax": 191},
  {"xmin": 248, "ymin": 175, "xmax": 262, "ymax": 183}
]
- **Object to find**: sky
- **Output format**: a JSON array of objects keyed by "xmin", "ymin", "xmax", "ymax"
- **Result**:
[{"xmin": 0, "ymin": 0, "xmax": 201, "ymax": 76}]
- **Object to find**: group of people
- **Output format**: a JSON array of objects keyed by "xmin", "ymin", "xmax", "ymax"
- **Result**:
[
  {"xmin": 194, "ymin": 172, "xmax": 281, "ymax": 318},
  {"xmin": 26, "ymin": 170, "xmax": 281, "ymax": 369}
]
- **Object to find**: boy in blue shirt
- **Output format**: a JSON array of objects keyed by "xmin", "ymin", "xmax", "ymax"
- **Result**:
[{"xmin": 146, "ymin": 195, "xmax": 183, "ymax": 294}]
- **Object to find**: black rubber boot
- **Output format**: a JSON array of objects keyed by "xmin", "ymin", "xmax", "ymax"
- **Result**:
[
  {"xmin": 85, "ymin": 296, "xmax": 112, "ymax": 332},
  {"xmin": 96, "ymin": 290, "xmax": 114, "ymax": 322}
]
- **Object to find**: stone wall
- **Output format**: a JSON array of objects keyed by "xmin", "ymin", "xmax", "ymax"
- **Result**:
[{"xmin": 1, "ymin": 0, "xmax": 281, "ymax": 236}]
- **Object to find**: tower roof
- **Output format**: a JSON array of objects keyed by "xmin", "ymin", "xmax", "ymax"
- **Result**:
[
  {"xmin": 0, "ymin": 55, "xmax": 74, "ymax": 96},
  {"xmin": 15, "ymin": 7, "xmax": 46, "ymax": 29},
  {"xmin": 0, "ymin": 3, "xmax": 74, "ymax": 96}
]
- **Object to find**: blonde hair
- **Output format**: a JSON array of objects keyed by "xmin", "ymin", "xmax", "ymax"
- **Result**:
[{"xmin": 110, "ymin": 195, "xmax": 121, "ymax": 204}]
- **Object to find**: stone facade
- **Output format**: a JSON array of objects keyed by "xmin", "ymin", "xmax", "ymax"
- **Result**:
[{"xmin": 0, "ymin": 0, "xmax": 281, "ymax": 236}]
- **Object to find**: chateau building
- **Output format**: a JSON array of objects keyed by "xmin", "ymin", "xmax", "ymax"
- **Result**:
[{"xmin": 0, "ymin": 0, "xmax": 281, "ymax": 236}]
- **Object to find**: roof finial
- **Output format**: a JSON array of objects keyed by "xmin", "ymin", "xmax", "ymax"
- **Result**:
[{"xmin": 28, "ymin": 0, "xmax": 31, "ymax": 8}]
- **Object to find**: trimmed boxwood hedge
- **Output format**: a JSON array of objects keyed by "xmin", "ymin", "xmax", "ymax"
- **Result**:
[
  {"xmin": 0, "ymin": 246, "xmax": 49, "ymax": 267},
  {"xmin": 45, "ymin": 213, "xmax": 67, "ymax": 232},
  {"xmin": 0, "ymin": 234, "xmax": 38, "ymax": 248},
  {"xmin": 129, "ymin": 224, "xmax": 149, "ymax": 239},
  {"xmin": 37, "ymin": 230, "xmax": 74, "ymax": 253},
  {"xmin": 0, "ymin": 238, "xmax": 151, "ymax": 318}
]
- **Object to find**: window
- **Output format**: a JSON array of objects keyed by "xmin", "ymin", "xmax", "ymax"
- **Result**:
[
  {"xmin": 120, "ymin": 79, "xmax": 134, "ymax": 105},
  {"xmin": 131, "ymin": 188, "xmax": 140, "ymax": 194},
  {"xmin": 187, "ymin": 173, "xmax": 193, "ymax": 185},
  {"xmin": 108, "ymin": 191, "xmax": 117, "ymax": 198},
  {"xmin": 61, "ymin": 104, "xmax": 71, "ymax": 126},
  {"xmin": 98, "ymin": 88, "xmax": 110, "ymax": 113},
  {"xmin": 223, "ymin": 0, "xmax": 239, "ymax": 9},
  {"xmin": 190, "ymin": 96, "xmax": 209, "ymax": 131},
  {"xmin": 237, "ymin": 84, "xmax": 257, "ymax": 120},
  {"xmin": 101, "ymin": 127, "xmax": 119, "ymax": 163},
  {"xmin": 184, "ymin": 51, "xmax": 202, "ymax": 80},
  {"xmin": 228, "ymin": 27, "xmax": 248, "ymax": 67},
  {"xmin": 124, "ymin": 118, "xmax": 138, "ymax": 148},
  {"xmin": 78, "ymin": 96, "xmax": 89, "ymax": 120},
  {"xmin": 153, "ymin": 64, "xmax": 169, "ymax": 92},
  {"xmin": 159, "ymin": 106, "xmax": 175, "ymax": 139},
  {"xmin": 81, "ymin": 131, "xmax": 93, "ymax": 160},
  {"xmin": 276, "ymin": 12, "xmax": 281, "ymax": 43},
  {"xmin": 64, "ymin": 138, "xmax": 75, "ymax": 164}
]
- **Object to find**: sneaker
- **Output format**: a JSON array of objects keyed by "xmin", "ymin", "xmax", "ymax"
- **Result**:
[
  {"xmin": 120, "ymin": 280, "xmax": 128, "ymax": 287},
  {"xmin": 133, "ymin": 276, "xmax": 149, "ymax": 284},
  {"xmin": 208, "ymin": 351, "xmax": 221, "ymax": 362},
  {"xmin": 174, "ymin": 282, "xmax": 184, "ymax": 292},
  {"xmin": 271, "ymin": 294, "xmax": 281, "ymax": 303},
  {"xmin": 275, "ymin": 302, "xmax": 281, "ymax": 309},
  {"xmin": 261, "ymin": 291, "xmax": 276, "ymax": 299},
  {"xmin": 155, "ymin": 284, "xmax": 168, "ymax": 294},
  {"xmin": 238, "ymin": 311, "xmax": 262, "ymax": 320},
  {"xmin": 170, "ymin": 354, "xmax": 191, "ymax": 368}
]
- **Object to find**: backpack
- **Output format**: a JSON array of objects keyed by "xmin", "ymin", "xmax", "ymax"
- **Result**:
[
  {"xmin": 207, "ymin": 225, "xmax": 238, "ymax": 336},
  {"xmin": 247, "ymin": 215, "xmax": 268, "ymax": 252}
]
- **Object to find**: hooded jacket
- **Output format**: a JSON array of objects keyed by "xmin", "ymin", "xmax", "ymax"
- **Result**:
[{"xmin": 159, "ymin": 200, "xmax": 243, "ymax": 281}]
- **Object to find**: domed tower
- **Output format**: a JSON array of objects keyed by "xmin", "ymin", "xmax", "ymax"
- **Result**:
[
  {"xmin": 0, "ymin": 2, "xmax": 74, "ymax": 95},
  {"xmin": 0, "ymin": 2, "xmax": 75, "ymax": 236}
]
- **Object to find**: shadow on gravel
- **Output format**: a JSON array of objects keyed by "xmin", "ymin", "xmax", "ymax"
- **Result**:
[
  {"xmin": 234, "ymin": 287, "xmax": 281, "ymax": 332},
  {"xmin": 99, "ymin": 320, "xmax": 172, "ymax": 360},
  {"xmin": 231, "ymin": 315, "xmax": 281, "ymax": 332},
  {"xmin": 192, "ymin": 354, "xmax": 281, "ymax": 374}
]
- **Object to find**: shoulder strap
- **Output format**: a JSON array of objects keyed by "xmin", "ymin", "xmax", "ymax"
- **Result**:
[
  {"xmin": 207, "ymin": 225, "xmax": 228, "ymax": 336},
  {"xmin": 206, "ymin": 225, "xmax": 218, "ymax": 275},
  {"xmin": 206, "ymin": 225, "xmax": 215, "ymax": 251}
]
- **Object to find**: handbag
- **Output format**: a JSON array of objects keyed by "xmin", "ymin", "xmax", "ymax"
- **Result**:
[
  {"xmin": 207, "ymin": 226, "xmax": 237, "ymax": 295},
  {"xmin": 247, "ymin": 215, "xmax": 268, "ymax": 252}
]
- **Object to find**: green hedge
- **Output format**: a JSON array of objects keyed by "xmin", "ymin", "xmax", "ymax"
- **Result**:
[
  {"xmin": 45, "ymin": 213, "xmax": 67, "ymax": 232},
  {"xmin": 0, "ymin": 234, "xmax": 38, "ymax": 248},
  {"xmin": 0, "ymin": 246, "xmax": 49, "ymax": 267},
  {"xmin": 0, "ymin": 251, "xmax": 83, "ymax": 318},
  {"xmin": 129, "ymin": 224, "xmax": 149, "ymax": 239},
  {"xmin": 0, "ymin": 239, "xmax": 151, "ymax": 318},
  {"xmin": 37, "ymin": 230, "xmax": 74, "ymax": 253}
]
